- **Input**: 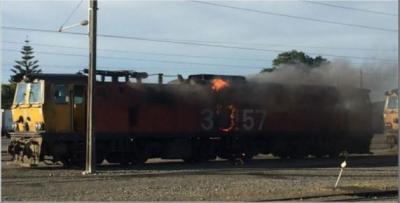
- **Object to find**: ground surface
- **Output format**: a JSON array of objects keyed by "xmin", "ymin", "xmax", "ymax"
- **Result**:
[{"xmin": 1, "ymin": 135, "xmax": 398, "ymax": 201}]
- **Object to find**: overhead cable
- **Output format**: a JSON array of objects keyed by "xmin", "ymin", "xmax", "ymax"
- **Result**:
[
  {"xmin": 191, "ymin": 1, "xmax": 397, "ymax": 33},
  {"xmin": 2, "ymin": 26, "xmax": 397, "ymax": 62},
  {"xmin": 303, "ymin": 1, "xmax": 397, "ymax": 17},
  {"xmin": 3, "ymin": 48, "xmax": 263, "ymax": 69}
]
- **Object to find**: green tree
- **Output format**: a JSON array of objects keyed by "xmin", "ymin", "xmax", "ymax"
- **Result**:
[
  {"xmin": 260, "ymin": 50, "xmax": 329, "ymax": 73},
  {"xmin": 10, "ymin": 40, "xmax": 42, "ymax": 82},
  {"xmin": 1, "ymin": 83, "xmax": 16, "ymax": 109}
]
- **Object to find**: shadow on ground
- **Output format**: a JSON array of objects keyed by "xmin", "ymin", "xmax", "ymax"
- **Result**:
[{"xmin": 17, "ymin": 154, "xmax": 397, "ymax": 172}]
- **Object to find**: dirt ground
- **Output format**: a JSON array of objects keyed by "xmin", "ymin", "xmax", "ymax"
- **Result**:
[{"xmin": 1, "ymin": 136, "xmax": 398, "ymax": 201}]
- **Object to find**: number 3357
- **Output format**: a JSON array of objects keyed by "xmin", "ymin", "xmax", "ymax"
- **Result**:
[{"xmin": 201, "ymin": 109, "xmax": 266, "ymax": 131}]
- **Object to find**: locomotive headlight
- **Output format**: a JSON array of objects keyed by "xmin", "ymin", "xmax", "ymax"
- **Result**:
[
  {"xmin": 11, "ymin": 122, "xmax": 18, "ymax": 131},
  {"xmin": 35, "ymin": 122, "xmax": 44, "ymax": 131}
]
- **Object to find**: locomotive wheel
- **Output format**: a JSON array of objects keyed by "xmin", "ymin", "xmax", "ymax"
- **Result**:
[
  {"xmin": 328, "ymin": 150, "xmax": 340, "ymax": 158},
  {"xmin": 387, "ymin": 135, "xmax": 397, "ymax": 149},
  {"xmin": 131, "ymin": 153, "xmax": 148, "ymax": 165},
  {"xmin": 182, "ymin": 158, "xmax": 196, "ymax": 164},
  {"xmin": 131, "ymin": 141, "xmax": 149, "ymax": 165},
  {"xmin": 287, "ymin": 154, "xmax": 302, "ymax": 159},
  {"xmin": 23, "ymin": 141, "xmax": 41, "ymax": 167},
  {"xmin": 120, "ymin": 154, "xmax": 148, "ymax": 166},
  {"xmin": 241, "ymin": 152, "xmax": 254, "ymax": 163},
  {"xmin": 96, "ymin": 151, "xmax": 105, "ymax": 165},
  {"xmin": 183, "ymin": 156, "xmax": 207, "ymax": 164},
  {"xmin": 118, "ymin": 153, "xmax": 133, "ymax": 166},
  {"xmin": 288, "ymin": 150, "xmax": 308, "ymax": 159},
  {"xmin": 313, "ymin": 151, "xmax": 325, "ymax": 158},
  {"xmin": 132, "ymin": 151, "xmax": 149, "ymax": 165},
  {"xmin": 274, "ymin": 150, "xmax": 290, "ymax": 159},
  {"xmin": 120, "ymin": 160, "xmax": 132, "ymax": 166},
  {"xmin": 59, "ymin": 155, "xmax": 73, "ymax": 167},
  {"xmin": 228, "ymin": 157, "xmax": 244, "ymax": 166},
  {"xmin": 71, "ymin": 158, "xmax": 85, "ymax": 167},
  {"xmin": 133, "ymin": 157, "xmax": 148, "ymax": 165}
]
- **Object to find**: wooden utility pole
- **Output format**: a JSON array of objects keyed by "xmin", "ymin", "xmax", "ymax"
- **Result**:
[
  {"xmin": 85, "ymin": 0, "xmax": 97, "ymax": 174},
  {"xmin": 359, "ymin": 69, "xmax": 363, "ymax": 88}
]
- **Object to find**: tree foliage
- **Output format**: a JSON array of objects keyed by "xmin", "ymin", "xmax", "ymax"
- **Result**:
[
  {"xmin": 10, "ymin": 40, "xmax": 42, "ymax": 82},
  {"xmin": 1, "ymin": 83, "xmax": 16, "ymax": 109},
  {"xmin": 261, "ymin": 50, "xmax": 329, "ymax": 73}
]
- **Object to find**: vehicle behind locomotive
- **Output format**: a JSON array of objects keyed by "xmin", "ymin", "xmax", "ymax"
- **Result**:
[{"xmin": 8, "ymin": 70, "xmax": 373, "ymax": 166}]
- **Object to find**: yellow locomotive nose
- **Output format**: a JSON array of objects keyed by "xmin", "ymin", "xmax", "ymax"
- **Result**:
[
  {"xmin": 8, "ymin": 80, "xmax": 45, "ymax": 166},
  {"xmin": 383, "ymin": 89, "xmax": 398, "ymax": 148}
]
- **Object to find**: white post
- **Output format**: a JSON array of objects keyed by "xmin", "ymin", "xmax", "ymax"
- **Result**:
[{"xmin": 334, "ymin": 160, "xmax": 347, "ymax": 189}]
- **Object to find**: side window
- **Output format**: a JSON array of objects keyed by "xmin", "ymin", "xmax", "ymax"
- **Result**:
[
  {"xmin": 54, "ymin": 84, "xmax": 68, "ymax": 104},
  {"xmin": 74, "ymin": 86, "xmax": 84, "ymax": 104},
  {"xmin": 15, "ymin": 83, "xmax": 27, "ymax": 105}
]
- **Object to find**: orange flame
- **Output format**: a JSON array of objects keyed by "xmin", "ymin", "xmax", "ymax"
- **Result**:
[
  {"xmin": 211, "ymin": 79, "xmax": 229, "ymax": 91},
  {"xmin": 220, "ymin": 105, "xmax": 237, "ymax": 133}
]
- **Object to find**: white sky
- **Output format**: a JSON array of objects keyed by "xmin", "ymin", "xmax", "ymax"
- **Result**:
[{"xmin": 1, "ymin": 0, "xmax": 398, "ymax": 84}]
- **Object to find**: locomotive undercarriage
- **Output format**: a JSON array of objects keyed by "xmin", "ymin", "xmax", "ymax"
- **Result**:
[
  {"xmin": 7, "ymin": 132, "xmax": 372, "ymax": 167},
  {"xmin": 7, "ymin": 133, "xmax": 42, "ymax": 167}
]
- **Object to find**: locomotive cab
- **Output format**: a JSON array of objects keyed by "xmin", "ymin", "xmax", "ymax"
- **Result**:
[
  {"xmin": 12, "ymin": 79, "xmax": 45, "ymax": 133},
  {"xmin": 9, "ymin": 74, "xmax": 87, "ymax": 165},
  {"xmin": 11, "ymin": 74, "xmax": 87, "ymax": 134}
]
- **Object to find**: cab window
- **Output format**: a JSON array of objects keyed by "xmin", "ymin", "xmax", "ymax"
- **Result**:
[
  {"xmin": 388, "ymin": 95, "xmax": 398, "ymax": 109},
  {"xmin": 74, "ymin": 86, "xmax": 84, "ymax": 104},
  {"xmin": 29, "ymin": 82, "xmax": 42, "ymax": 103},
  {"xmin": 54, "ymin": 84, "xmax": 68, "ymax": 104},
  {"xmin": 14, "ymin": 83, "xmax": 27, "ymax": 105}
]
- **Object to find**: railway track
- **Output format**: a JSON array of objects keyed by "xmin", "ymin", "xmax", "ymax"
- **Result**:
[
  {"xmin": 2, "ymin": 135, "xmax": 398, "ymax": 201},
  {"xmin": 264, "ymin": 189, "xmax": 398, "ymax": 201}
]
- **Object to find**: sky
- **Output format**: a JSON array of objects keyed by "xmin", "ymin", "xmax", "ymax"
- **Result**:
[{"xmin": 1, "ymin": 0, "xmax": 398, "ymax": 89}]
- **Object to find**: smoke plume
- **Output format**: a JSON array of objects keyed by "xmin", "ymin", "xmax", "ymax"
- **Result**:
[{"xmin": 249, "ymin": 59, "xmax": 398, "ymax": 102}]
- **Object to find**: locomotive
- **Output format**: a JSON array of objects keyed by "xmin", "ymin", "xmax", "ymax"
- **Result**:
[
  {"xmin": 383, "ymin": 89, "xmax": 398, "ymax": 148},
  {"xmin": 8, "ymin": 69, "xmax": 373, "ymax": 166}
]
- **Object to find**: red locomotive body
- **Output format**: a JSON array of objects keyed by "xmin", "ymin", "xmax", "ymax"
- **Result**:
[{"xmin": 95, "ymin": 83, "xmax": 212, "ymax": 135}]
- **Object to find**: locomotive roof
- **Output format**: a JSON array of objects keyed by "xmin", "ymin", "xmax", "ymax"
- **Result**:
[
  {"xmin": 23, "ymin": 73, "xmax": 87, "ymax": 83},
  {"xmin": 188, "ymin": 74, "xmax": 246, "ymax": 83},
  {"xmin": 385, "ymin": 89, "xmax": 398, "ymax": 95}
]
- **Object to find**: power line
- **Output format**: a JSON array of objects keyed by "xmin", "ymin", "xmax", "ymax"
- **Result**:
[
  {"xmin": 4, "ymin": 63, "xmax": 81, "ymax": 69},
  {"xmin": 2, "ymin": 41, "xmax": 273, "ymax": 62},
  {"xmin": 4, "ymin": 45, "xmax": 397, "ymax": 71},
  {"xmin": 6, "ymin": 39, "xmax": 395, "ymax": 54},
  {"xmin": 181, "ymin": 40, "xmax": 397, "ymax": 53},
  {"xmin": 2, "ymin": 41, "xmax": 392, "ymax": 70},
  {"xmin": 303, "ymin": 1, "xmax": 397, "ymax": 17},
  {"xmin": 4, "ymin": 41, "xmax": 397, "ymax": 69},
  {"xmin": 2, "ymin": 26, "xmax": 397, "ymax": 62},
  {"xmin": 4, "ymin": 40, "xmax": 397, "ymax": 67},
  {"xmin": 191, "ymin": 1, "xmax": 397, "ymax": 33},
  {"xmin": 3, "ymin": 48, "xmax": 263, "ymax": 69}
]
